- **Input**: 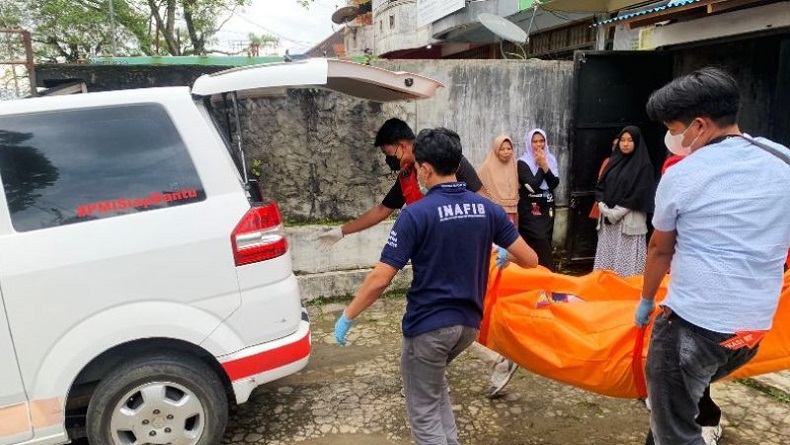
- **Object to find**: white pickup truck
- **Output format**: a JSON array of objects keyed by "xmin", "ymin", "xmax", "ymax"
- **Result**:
[{"xmin": 0, "ymin": 59, "xmax": 441, "ymax": 445}]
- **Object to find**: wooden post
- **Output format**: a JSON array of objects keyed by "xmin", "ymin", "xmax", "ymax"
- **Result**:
[{"xmin": 22, "ymin": 30, "xmax": 36, "ymax": 96}]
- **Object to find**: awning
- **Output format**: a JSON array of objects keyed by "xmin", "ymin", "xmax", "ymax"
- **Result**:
[
  {"xmin": 594, "ymin": 0, "xmax": 702, "ymax": 27},
  {"xmin": 592, "ymin": 0, "xmax": 768, "ymax": 28}
]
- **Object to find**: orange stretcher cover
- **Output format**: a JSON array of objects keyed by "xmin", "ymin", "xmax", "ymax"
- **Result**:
[{"xmin": 478, "ymin": 264, "xmax": 790, "ymax": 399}]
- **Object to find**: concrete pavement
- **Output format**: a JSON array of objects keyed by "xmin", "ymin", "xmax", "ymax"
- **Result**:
[{"xmin": 221, "ymin": 297, "xmax": 790, "ymax": 445}]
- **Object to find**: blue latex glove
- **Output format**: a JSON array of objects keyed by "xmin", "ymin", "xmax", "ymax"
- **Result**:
[
  {"xmin": 635, "ymin": 298, "xmax": 656, "ymax": 328},
  {"xmin": 335, "ymin": 309, "xmax": 353, "ymax": 346},
  {"xmin": 495, "ymin": 246, "xmax": 510, "ymax": 269}
]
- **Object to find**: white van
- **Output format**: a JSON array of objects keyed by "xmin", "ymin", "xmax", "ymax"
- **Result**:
[{"xmin": 0, "ymin": 59, "xmax": 441, "ymax": 445}]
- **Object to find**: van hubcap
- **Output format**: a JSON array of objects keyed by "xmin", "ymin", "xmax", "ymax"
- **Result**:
[{"xmin": 109, "ymin": 381, "xmax": 205, "ymax": 445}]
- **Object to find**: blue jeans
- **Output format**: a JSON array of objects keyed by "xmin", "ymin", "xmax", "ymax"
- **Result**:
[
  {"xmin": 401, "ymin": 325, "xmax": 479, "ymax": 445},
  {"xmin": 645, "ymin": 310, "xmax": 759, "ymax": 445}
]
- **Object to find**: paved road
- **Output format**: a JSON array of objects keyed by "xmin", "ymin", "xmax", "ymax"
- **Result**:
[{"xmin": 219, "ymin": 298, "xmax": 790, "ymax": 445}]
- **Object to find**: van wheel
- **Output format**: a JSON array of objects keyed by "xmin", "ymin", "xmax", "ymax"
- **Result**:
[{"xmin": 86, "ymin": 353, "xmax": 228, "ymax": 445}]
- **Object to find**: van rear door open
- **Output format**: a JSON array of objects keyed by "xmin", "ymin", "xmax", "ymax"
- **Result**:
[
  {"xmin": 192, "ymin": 58, "xmax": 444, "ymax": 198},
  {"xmin": 0, "ymin": 292, "xmax": 32, "ymax": 445},
  {"xmin": 191, "ymin": 58, "xmax": 443, "ymax": 102}
]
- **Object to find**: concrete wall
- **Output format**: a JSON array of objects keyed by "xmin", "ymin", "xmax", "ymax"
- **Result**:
[
  {"xmin": 232, "ymin": 59, "xmax": 573, "ymax": 221},
  {"xmin": 344, "ymin": 25, "xmax": 375, "ymax": 57},
  {"xmin": 372, "ymin": 0, "xmax": 433, "ymax": 56},
  {"xmin": 376, "ymin": 59, "xmax": 574, "ymax": 206},
  {"xmin": 287, "ymin": 222, "xmax": 414, "ymax": 301},
  {"xmin": 236, "ymin": 89, "xmax": 393, "ymax": 223}
]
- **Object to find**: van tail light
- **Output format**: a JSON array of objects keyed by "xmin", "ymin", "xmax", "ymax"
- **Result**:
[{"xmin": 232, "ymin": 201, "xmax": 288, "ymax": 266}]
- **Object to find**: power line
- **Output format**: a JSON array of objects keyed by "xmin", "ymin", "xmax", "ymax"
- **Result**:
[{"xmin": 223, "ymin": 7, "xmax": 317, "ymax": 46}]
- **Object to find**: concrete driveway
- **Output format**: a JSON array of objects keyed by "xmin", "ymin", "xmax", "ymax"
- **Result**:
[{"xmin": 220, "ymin": 297, "xmax": 790, "ymax": 445}]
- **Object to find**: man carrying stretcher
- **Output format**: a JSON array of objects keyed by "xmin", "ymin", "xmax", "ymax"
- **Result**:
[{"xmin": 635, "ymin": 67, "xmax": 790, "ymax": 445}]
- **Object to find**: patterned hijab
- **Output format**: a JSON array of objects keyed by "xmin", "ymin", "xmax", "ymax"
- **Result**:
[
  {"xmin": 519, "ymin": 128, "xmax": 559, "ymax": 190},
  {"xmin": 478, "ymin": 135, "xmax": 519, "ymax": 213}
]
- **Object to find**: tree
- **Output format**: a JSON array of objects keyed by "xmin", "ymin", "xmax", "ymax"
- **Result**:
[
  {"xmin": 35, "ymin": 0, "xmax": 149, "ymax": 62},
  {"xmin": 145, "ymin": 0, "xmax": 248, "ymax": 56},
  {"xmin": 247, "ymin": 32, "xmax": 278, "ymax": 56},
  {"xmin": 1, "ymin": 0, "xmax": 286, "ymax": 61}
]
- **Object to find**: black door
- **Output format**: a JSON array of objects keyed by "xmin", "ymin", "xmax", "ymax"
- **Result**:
[{"xmin": 566, "ymin": 51, "xmax": 673, "ymax": 263}]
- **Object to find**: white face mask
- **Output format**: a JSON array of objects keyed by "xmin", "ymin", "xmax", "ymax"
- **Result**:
[{"xmin": 664, "ymin": 123, "xmax": 700, "ymax": 156}]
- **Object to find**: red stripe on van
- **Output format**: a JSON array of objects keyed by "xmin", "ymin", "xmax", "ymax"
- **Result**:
[{"xmin": 221, "ymin": 330, "xmax": 311, "ymax": 381}]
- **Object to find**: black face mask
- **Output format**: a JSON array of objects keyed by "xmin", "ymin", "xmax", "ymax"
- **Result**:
[{"xmin": 385, "ymin": 155, "xmax": 401, "ymax": 172}]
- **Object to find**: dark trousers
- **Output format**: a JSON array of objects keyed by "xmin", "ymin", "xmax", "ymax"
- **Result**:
[
  {"xmin": 645, "ymin": 385, "xmax": 722, "ymax": 445},
  {"xmin": 644, "ymin": 311, "xmax": 758, "ymax": 445},
  {"xmin": 696, "ymin": 386, "xmax": 722, "ymax": 426},
  {"xmin": 518, "ymin": 211, "xmax": 555, "ymax": 271}
]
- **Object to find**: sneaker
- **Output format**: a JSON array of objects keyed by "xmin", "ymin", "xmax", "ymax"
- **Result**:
[
  {"xmin": 701, "ymin": 425, "xmax": 722, "ymax": 445},
  {"xmin": 487, "ymin": 358, "xmax": 518, "ymax": 398}
]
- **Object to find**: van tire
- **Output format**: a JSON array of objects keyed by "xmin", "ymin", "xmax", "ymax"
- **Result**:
[{"xmin": 85, "ymin": 353, "xmax": 228, "ymax": 445}]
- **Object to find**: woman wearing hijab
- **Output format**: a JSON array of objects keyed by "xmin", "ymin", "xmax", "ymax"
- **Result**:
[
  {"xmin": 478, "ymin": 135, "xmax": 519, "ymax": 223},
  {"xmin": 474, "ymin": 134, "xmax": 521, "ymax": 397},
  {"xmin": 517, "ymin": 129, "xmax": 559, "ymax": 271},
  {"xmin": 593, "ymin": 125, "xmax": 655, "ymax": 277}
]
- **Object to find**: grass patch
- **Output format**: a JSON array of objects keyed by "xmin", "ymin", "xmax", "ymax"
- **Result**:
[
  {"xmin": 304, "ymin": 294, "xmax": 352, "ymax": 307},
  {"xmin": 284, "ymin": 218, "xmax": 343, "ymax": 228},
  {"xmin": 283, "ymin": 212, "xmax": 400, "ymax": 228},
  {"xmin": 735, "ymin": 378, "xmax": 790, "ymax": 404}
]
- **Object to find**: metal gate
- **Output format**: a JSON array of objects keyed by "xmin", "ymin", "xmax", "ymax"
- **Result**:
[{"xmin": 565, "ymin": 51, "xmax": 672, "ymax": 262}]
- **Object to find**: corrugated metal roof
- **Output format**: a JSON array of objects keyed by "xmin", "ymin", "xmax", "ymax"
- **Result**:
[{"xmin": 593, "ymin": 0, "xmax": 702, "ymax": 27}]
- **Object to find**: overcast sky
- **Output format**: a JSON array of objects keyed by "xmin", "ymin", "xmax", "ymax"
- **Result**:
[{"xmin": 216, "ymin": 0, "xmax": 342, "ymax": 55}]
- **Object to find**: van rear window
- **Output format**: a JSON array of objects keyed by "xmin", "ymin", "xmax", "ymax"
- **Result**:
[{"xmin": 0, "ymin": 104, "xmax": 205, "ymax": 232}]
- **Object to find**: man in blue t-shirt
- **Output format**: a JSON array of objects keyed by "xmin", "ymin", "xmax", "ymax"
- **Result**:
[
  {"xmin": 334, "ymin": 128, "xmax": 538, "ymax": 445},
  {"xmin": 637, "ymin": 67, "xmax": 790, "ymax": 445}
]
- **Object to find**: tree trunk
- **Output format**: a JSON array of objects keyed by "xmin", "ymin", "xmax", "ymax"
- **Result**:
[
  {"xmin": 182, "ymin": 0, "xmax": 203, "ymax": 55},
  {"xmin": 147, "ymin": 0, "xmax": 180, "ymax": 55}
]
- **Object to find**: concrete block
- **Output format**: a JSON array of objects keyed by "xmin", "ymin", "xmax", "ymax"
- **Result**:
[
  {"xmin": 297, "ymin": 265, "xmax": 413, "ymax": 302},
  {"xmin": 286, "ymin": 223, "xmax": 394, "ymax": 274}
]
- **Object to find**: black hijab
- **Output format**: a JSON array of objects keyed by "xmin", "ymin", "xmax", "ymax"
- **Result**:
[{"xmin": 595, "ymin": 126, "xmax": 655, "ymax": 213}]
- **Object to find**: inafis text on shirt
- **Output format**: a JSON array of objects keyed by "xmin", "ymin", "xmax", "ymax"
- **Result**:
[{"xmin": 437, "ymin": 202, "xmax": 486, "ymax": 222}]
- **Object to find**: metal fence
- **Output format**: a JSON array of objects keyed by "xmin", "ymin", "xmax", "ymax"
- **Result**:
[{"xmin": 0, "ymin": 29, "xmax": 36, "ymax": 100}]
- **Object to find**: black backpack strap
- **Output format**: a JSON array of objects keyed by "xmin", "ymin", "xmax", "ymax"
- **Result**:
[{"xmin": 738, "ymin": 135, "xmax": 790, "ymax": 167}]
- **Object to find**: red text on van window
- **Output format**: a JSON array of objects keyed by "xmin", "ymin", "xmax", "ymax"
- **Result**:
[{"xmin": 76, "ymin": 190, "xmax": 199, "ymax": 217}]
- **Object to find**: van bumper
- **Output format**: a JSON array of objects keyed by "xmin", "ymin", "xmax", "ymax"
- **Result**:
[{"xmin": 220, "ymin": 307, "xmax": 311, "ymax": 404}]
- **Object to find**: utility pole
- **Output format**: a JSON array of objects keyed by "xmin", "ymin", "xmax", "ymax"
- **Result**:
[{"xmin": 109, "ymin": 0, "xmax": 117, "ymax": 56}]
